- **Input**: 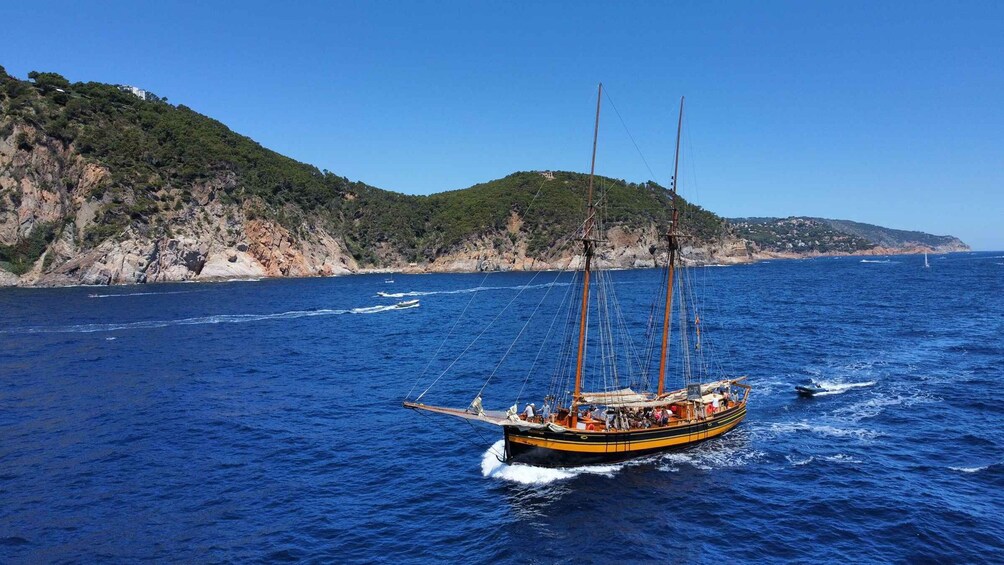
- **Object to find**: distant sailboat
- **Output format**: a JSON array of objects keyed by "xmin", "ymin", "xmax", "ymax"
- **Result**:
[{"xmin": 924, "ymin": 252, "xmax": 930, "ymax": 268}]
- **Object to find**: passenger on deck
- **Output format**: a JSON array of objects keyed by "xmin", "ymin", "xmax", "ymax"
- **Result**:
[
  {"xmin": 540, "ymin": 401, "xmax": 551, "ymax": 420},
  {"xmin": 654, "ymin": 407, "xmax": 668, "ymax": 426},
  {"xmin": 591, "ymin": 406, "xmax": 602, "ymax": 420},
  {"xmin": 523, "ymin": 403, "xmax": 535, "ymax": 420}
]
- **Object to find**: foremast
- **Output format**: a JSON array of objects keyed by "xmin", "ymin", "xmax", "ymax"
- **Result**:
[
  {"xmin": 657, "ymin": 97, "xmax": 685, "ymax": 396},
  {"xmin": 571, "ymin": 83, "xmax": 603, "ymax": 419}
]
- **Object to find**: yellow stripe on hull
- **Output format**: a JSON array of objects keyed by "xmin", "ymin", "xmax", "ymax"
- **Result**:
[{"xmin": 507, "ymin": 407, "xmax": 746, "ymax": 454}]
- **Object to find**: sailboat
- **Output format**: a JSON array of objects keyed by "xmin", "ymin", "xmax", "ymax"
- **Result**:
[
  {"xmin": 924, "ymin": 252, "xmax": 930, "ymax": 268},
  {"xmin": 404, "ymin": 85, "xmax": 750, "ymax": 467}
]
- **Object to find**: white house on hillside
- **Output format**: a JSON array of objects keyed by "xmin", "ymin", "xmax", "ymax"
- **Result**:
[{"xmin": 117, "ymin": 85, "xmax": 149, "ymax": 100}]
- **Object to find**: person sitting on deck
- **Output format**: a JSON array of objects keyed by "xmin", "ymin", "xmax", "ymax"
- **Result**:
[
  {"xmin": 591, "ymin": 406, "xmax": 603, "ymax": 420},
  {"xmin": 654, "ymin": 407, "xmax": 668, "ymax": 426}
]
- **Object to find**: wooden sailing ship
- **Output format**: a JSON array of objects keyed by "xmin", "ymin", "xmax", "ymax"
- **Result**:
[{"xmin": 405, "ymin": 85, "xmax": 750, "ymax": 467}]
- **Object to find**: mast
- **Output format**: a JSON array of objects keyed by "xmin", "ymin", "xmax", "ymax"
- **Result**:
[
  {"xmin": 657, "ymin": 96, "xmax": 684, "ymax": 396},
  {"xmin": 572, "ymin": 83, "xmax": 602, "ymax": 410}
]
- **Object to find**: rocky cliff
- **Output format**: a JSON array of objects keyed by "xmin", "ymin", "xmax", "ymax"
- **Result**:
[{"xmin": 0, "ymin": 121, "xmax": 358, "ymax": 286}]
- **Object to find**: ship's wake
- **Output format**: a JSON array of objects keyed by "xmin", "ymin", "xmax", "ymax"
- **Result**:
[
  {"xmin": 480, "ymin": 441, "xmax": 624, "ymax": 485},
  {"xmin": 810, "ymin": 380, "xmax": 876, "ymax": 396},
  {"xmin": 480, "ymin": 430, "xmax": 764, "ymax": 484},
  {"xmin": 4, "ymin": 303, "xmax": 416, "ymax": 334},
  {"xmin": 88, "ymin": 290, "xmax": 203, "ymax": 298},
  {"xmin": 378, "ymin": 282, "xmax": 569, "ymax": 299}
]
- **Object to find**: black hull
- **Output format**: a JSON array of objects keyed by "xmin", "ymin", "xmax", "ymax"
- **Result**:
[{"xmin": 504, "ymin": 405, "xmax": 747, "ymax": 468}]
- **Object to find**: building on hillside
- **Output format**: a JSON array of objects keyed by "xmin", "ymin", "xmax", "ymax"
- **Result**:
[{"xmin": 117, "ymin": 85, "xmax": 149, "ymax": 100}]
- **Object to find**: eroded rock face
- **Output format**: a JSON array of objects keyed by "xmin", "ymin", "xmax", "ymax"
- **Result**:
[
  {"xmin": 0, "ymin": 115, "xmax": 362, "ymax": 286},
  {"xmin": 0, "ymin": 124, "xmax": 78, "ymax": 245},
  {"xmin": 420, "ymin": 223, "xmax": 753, "ymax": 274}
]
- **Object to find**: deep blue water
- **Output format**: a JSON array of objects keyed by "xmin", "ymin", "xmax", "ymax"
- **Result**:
[{"xmin": 2, "ymin": 252, "xmax": 1004, "ymax": 563}]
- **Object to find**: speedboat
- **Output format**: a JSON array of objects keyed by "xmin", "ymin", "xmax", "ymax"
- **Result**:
[{"xmin": 795, "ymin": 382, "xmax": 827, "ymax": 396}]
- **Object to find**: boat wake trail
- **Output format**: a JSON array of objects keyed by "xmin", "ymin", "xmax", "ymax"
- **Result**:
[
  {"xmin": 480, "ymin": 430, "xmax": 765, "ymax": 482},
  {"xmin": 480, "ymin": 440, "xmax": 622, "ymax": 485},
  {"xmin": 785, "ymin": 454, "xmax": 862, "ymax": 467},
  {"xmin": 88, "ymin": 290, "xmax": 203, "ymax": 298},
  {"xmin": 811, "ymin": 380, "xmax": 876, "ymax": 396},
  {"xmin": 5, "ymin": 303, "xmax": 416, "ymax": 334},
  {"xmin": 769, "ymin": 421, "xmax": 880, "ymax": 440},
  {"xmin": 656, "ymin": 430, "xmax": 764, "ymax": 472},
  {"xmin": 378, "ymin": 282, "xmax": 569, "ymax": 299},
  {"xmin": 860, "ymin": 259, "xmax": 894, "ymax": 264}
]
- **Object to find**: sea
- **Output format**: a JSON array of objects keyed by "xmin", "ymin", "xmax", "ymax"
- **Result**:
[{"xmin": 2, "ymin": 252, "xmax": 1003, "ymax": 563}]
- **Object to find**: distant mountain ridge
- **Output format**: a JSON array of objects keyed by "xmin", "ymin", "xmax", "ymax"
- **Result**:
[
  {"xmin": 0, "ymin": 67, "xmax": 968, "ymax": 287},
  {"xmin": 730, "ymin": 216, "xmax": 968, "ymax": 255}
]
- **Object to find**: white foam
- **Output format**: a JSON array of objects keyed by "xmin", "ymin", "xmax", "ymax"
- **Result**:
[
  {"xmin": 480, "ymin": 440, "xmax": 622, "ymax": 484},
  {"xmin": 949, "ymin": 465, "xmax": 988, "ymax": 473},
  {"xmin": 812, "ymin": 380, "xmax": 876, "ymax": 396},
  {"xmin": 824, "ymin": 454, "xmax": 862, "ymax": 464},
  {"xmin": 859, "ymin": 259, "xmax": 891, "ymax": 263},
  {"xmin": 378, "ymin": 281, "xmax": 569, "ymax": 299},
  {"xmin": 88, "ymin": 290, "xmax": 199, "ymax": 298},
  {"xmin": 770, "ymin": 421, "xmax": 879, "ymax": 440},
  {"xmin": 841, "ymin": 390, "xmax": 937, "ymax": 421},
  {"xmin": 7, "ymin": 303, "xmax": 413, "ymax": 334},
  {"xmin": 663, "ymin": 437, "xmax": 765, "ymax": 471},
  {"xmin": 786, "ymin": 455, "xmax": 815, "ymax": 466}
]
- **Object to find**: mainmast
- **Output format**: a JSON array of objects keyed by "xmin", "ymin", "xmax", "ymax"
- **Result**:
[
  {"xmin": 657, "ymin": 96, "xmax": 684, "ymax": 396},
  {"xmin": 572, "ymin": 83, "xmax": 603, "ymax": 411}
]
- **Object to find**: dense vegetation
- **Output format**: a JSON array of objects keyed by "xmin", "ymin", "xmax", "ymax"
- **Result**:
[
  {"xmin": 0, "ymin": 222, "xmax": 60, "ymax": 275},
  {"xmin": 817, "ymin": 218, "xmax": 963, "ymax": 249},
  {"xmin": 730, "ymin": 217, "xmax": 876, "ymax": 253},
  {"xmin": 1, "ymin": 66, "xmax": 731, "ymax": 269}
]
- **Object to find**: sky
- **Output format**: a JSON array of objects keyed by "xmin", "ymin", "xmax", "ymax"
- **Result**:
[{"xmin": 2, "ymin": 1, "xmax": 1002, "ymax": 249}]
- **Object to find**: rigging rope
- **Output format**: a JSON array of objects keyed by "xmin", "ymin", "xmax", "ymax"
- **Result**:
[
  {"xmin": 410, "ymin": 176, "xmax": 559, "ymax": 401},
  {"xmin": 406, "ymin": 270, "xmax": 492, "ymax": 400},
  {"xmin": 514, "ymin": 255, "xmax": 577, "ymax": 405},
  {"xmin": 603, "ymin": 87, "xmax": 661, "ymax": 185}
]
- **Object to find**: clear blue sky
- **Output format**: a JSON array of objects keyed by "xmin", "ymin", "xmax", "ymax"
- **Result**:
[{"xmin": 3, "ymin": 1, "xmax": 1002, "ymax": 249}]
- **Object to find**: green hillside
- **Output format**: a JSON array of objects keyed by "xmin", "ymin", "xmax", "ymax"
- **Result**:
[
  {"xmin": 0, "ymin": 67, "xmax": 729, "ymax": 268},
  {"xmin": 730, "ymin": 216, "xmax": 967, "ymax": 253}
]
